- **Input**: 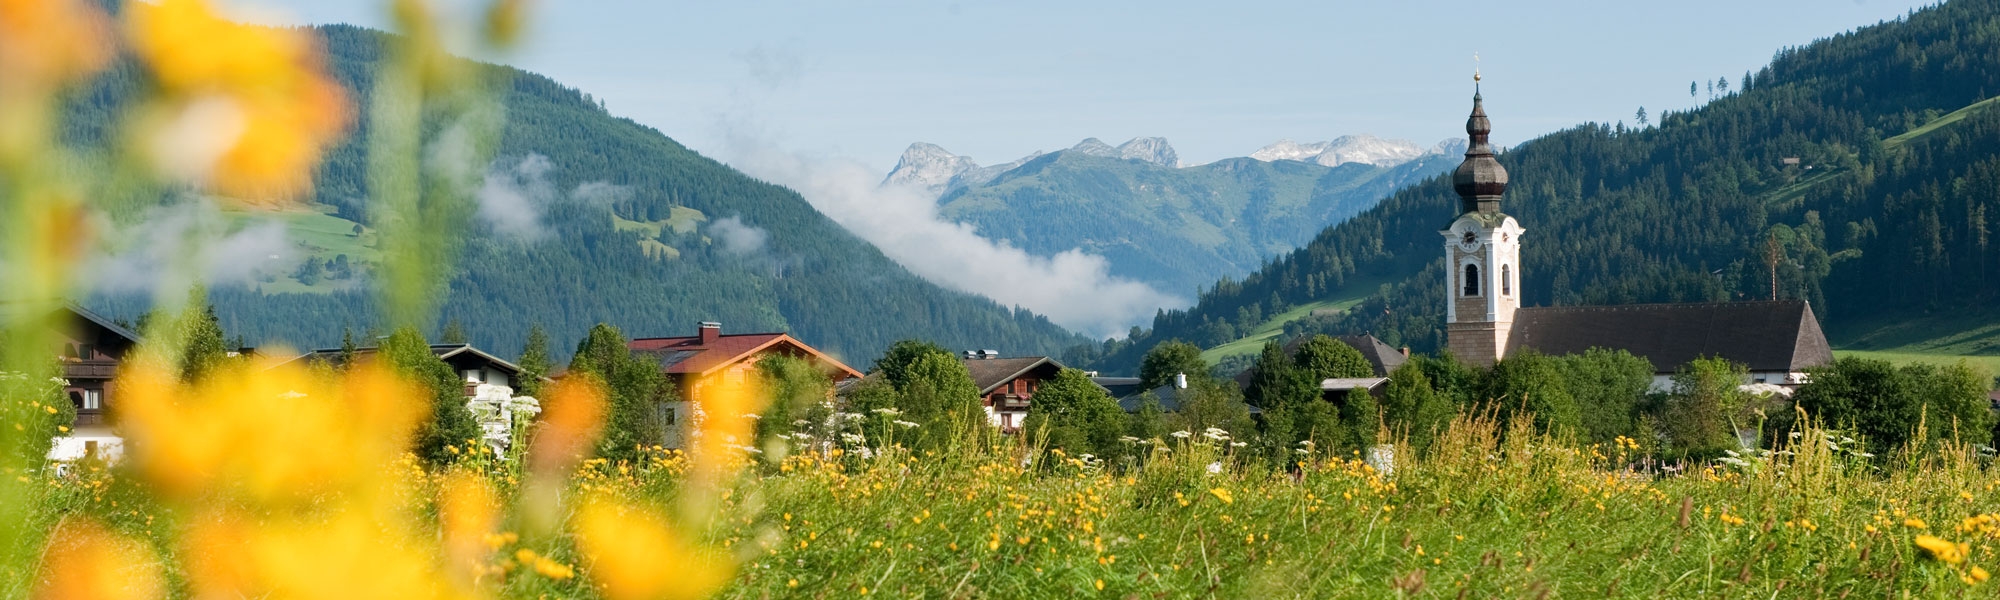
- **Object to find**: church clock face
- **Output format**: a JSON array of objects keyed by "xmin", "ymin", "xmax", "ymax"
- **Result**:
[{"xmin": 1456, "ymin": 230, "xmax": 1482, "ymax": 253}]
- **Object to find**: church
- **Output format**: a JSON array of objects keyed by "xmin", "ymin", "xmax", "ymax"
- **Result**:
[{"xmin": 1436, "ymin": 85, "xmax": 1832, "ymax": 390}]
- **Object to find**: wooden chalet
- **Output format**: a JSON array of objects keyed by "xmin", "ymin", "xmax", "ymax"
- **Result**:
[
  {"xmin": 50, "ymin": 304, "xmax": 140, "ymax": 461},
  {"xmin": 959, "ymin": 353, "xmax": 1071, "ymax": 431},
  {"xmin": 286, "ymin": 343, "xmax": 534, "ymax": 396},
  {"xmin": 628, "ymin": 322, "xmax": 861, "ymax": 447}
]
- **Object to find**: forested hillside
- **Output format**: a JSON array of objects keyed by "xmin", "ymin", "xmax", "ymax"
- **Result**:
[
  {"xmin": 936, "ymin": 151, "xmax": 1455, "ymax": 295},
  {"xmin": 1076, "ymin": 0, "xmax": 2000, "ymax": 373},
  {"xmin": 81, "ymin": 23, "xmax": 1087, "ymax": 363}
]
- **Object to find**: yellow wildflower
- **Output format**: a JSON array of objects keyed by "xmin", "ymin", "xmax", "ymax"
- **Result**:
[
  {"xmin": 32, "ymin": 519, "xmax": 162, "ymax": 600},
  {"xmin": 438, "ymin": 470, "xmax": 500, "ymax": 589},
  {"xmin": 574, "ymin": 496, "xmax": 732, "ymax": 600},
  {"xmin": 125, "ymin": 0, "xmax": 348, "ymax": 203},
  {"xmin": 0, "ymin": 0, "xmax": 110, "ymax": 86},
  {"xmin": 1915, "ymin": 534, "xmax": 1967, "ymax": 564},
  {"xmin": 1906, "ymin": 518, "xmax": 1928, "ymax": 530},
  {"xmin": 1209, "ymin": 487, "xmax": 1234, "ymax": 505},
  {"xmin": 117, "ymin": 359, "xmax": 424, "ymax": 505}
]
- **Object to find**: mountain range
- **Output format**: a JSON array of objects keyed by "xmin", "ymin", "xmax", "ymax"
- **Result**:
[
  {"xmin": 881, "ymin": 135, "xmax": 1461, "ymax": 297},
  {"xmin": 76, "ymin": 21, "xmax": 1088, "ymax": 364}
]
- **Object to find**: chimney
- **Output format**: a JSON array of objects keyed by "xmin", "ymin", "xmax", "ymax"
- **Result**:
[
  {"xmin": 1400, "ymin": 347, "xmax": 1411, "ymax": 357},
  {"xmin": 1175, "ymin": 372, "xmax": 1187, "ymax": 390},
  {"xmin": 698, "ymin": 322, "xmax": 721, "ymax": 345}
]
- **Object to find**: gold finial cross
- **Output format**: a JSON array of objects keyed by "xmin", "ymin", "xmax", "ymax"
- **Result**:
[{"xmin": 1473, "ymin": 52, "xmax": 1482, "ymax": 82}]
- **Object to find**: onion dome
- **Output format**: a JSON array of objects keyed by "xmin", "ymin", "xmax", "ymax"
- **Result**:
[{"xmin": 1451, "ymin": 91, "xmax": 1509, "ymax": 214}]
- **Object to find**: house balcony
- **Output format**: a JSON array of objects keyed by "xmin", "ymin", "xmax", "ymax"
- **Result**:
[
  {"xmin": 72, "ymin": 411, "xmax": 107, "ymax": 428},
  {"xmin": 62, "ymin": 360, "xmax": 118, "ymax": 381},
  {"xmin": 994, "ymin": 394, "xmax": 1030, "ymax": 411}
]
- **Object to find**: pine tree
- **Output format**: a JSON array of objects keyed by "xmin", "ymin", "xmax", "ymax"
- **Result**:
[
  {"xmin": 440, "ymin": 318, "xmax": 468, "ymax": 344},
  {"xmin": 516, "ymin": 324, "xmax": 551, "ymax": 397},
  {"xmin": 338, "ymin": 328, "xmax": 358, "ymax": 371},
  {"xmin": 569, "ymin": 323, "xmax": 671, "ymax": 462},
  {"xmin": 381, "ymin": 327, "xmax": 481, "ymax": 466}
]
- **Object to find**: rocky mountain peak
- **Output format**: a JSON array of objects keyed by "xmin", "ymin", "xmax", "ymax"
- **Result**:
[
  {"xmin": 1115, "ymin": 137, "xmax": 1180, "ymax": 167},
  {"xmin": 1069, "ymin": 138, "xmax": 1119, "ymax": 157},
  {"xmin": 884, "ymin": 142, "xmax": 980, "ymax": 196}
]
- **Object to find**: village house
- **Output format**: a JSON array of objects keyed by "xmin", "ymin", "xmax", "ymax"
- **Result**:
[
  {"xmin": 628, "ymin": 322, "xmax": 860, "ymax": 447},
  {"xmin": 958, "ymin": 352, "xmax": 1070, "ymax": 431},
  {"xmin": 287, "ymin": 342, "xmax": 535, "ymax": 394},
  {"xmin": 47, "ymin": 304, "xmax": 140, "ymax": 462},
  {"xmin": 1435, "ymin": 88, "xmax": 1833, "ymax": 384},
  {"xmin": 1231, "ymin": 333, "xmax": 1409, "ymax": 394}
]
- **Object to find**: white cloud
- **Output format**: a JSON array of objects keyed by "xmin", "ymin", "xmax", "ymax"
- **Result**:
[
  {"xmin": 475, "ymin": 154, "xmax": 556, "ymax": 241},
  {"xmin": 717, "ymin": 137, "xmax": 1184, "ymax": 339},
  {"xmin": 85, "ymin": 201, "xmax": 297, "ymax": 293},
  {"xmin": 707, "ymin": 216, "xmax": 769, "ymax": 256}
]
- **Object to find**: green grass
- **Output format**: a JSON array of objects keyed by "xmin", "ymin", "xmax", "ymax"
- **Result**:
[
  {"xmin": 1827, "ymin": 304, "xmax": 2000, "ymax": 375},
  {"xmin": 614, "ymin": 207, "xmax": 705, "ymax": 261},
  {"xmin": 217, "ymin": 204, "xmax": 375, "ymax": 294},
  {"xmin": 1199, "ymin": 277, "xmax": 1389, "ymax": 363},
  {"xmin": 1884, "ymin": 95, "xmax": 2000, "ymax": 149}
]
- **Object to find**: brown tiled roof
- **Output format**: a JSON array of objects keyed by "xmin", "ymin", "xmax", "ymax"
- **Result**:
[
  {"xmin": 960, "ymin": 357, "xmax": 1061, "ymax": 395},
  {"xmin": 1506, "ymin": 300, "xmax": 1833, "ymax": 373},
  {"xmin": 628, "ymin": 333, "xmax": 861, "ymax": 379}
]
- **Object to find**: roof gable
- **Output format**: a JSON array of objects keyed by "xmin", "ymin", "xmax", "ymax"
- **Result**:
[
  {"xmin": 1506, "ymin": 300, "xmax": 1833, "ymax": 373},
  {"xmin": 960, "ymin": 356, "xmax": 1063, "ymax": 395},
  {"xmin": 629, "ymin": 333, "xmax": 860, "ymax": 379}
]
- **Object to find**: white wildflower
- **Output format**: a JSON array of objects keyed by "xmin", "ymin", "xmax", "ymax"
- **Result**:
[
  {"xmin": 1205, "ymin": 462, "xmax": 1222, "ymax": 475},
  {"xmin": 872, "ymin": 407, "xmax": 902, "ymax": 416},
  {"xmin": 1170, "ymin": 430, "xmax": 1192, "ymax": 439},
  {"xmin": 893, "ymin": 420, "xmax": 920, "ymax": 429}
]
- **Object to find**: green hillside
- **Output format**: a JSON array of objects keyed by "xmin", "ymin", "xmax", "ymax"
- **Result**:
[
  {"xmin": 1073, "ymin": 0, "xmax": 2000, "ymax": 375},
  {"xmin": 82, "ymin": 24, "xmax": 1088, "ymax": 363},
  {"xmin": 940, "ymin": 152, "xmax": 1455, "ymax": 295}
]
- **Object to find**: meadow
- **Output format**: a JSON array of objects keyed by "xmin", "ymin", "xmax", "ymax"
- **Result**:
[{"xmin": 24, "ymin": 408, "xmax": 1997, "ymax": 599}]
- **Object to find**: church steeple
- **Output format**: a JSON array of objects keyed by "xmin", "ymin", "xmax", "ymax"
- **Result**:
[
  {"xmin": 1438, "ymin": 80, "xmax": 1525, "ymax": 368},
  {"xmin": 1451, "ymin": 90, "xmax": 1509, "ymax": 215}
]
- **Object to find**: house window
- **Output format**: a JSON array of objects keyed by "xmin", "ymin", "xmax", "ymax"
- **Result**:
[
  {"xmin": 1463, "ymin": 264, "xmax": 1481, "ymax": 296},
  {"xmin": 660, "ymin": 406, "xmax": 677, "ymax": 426},
  {"xmin": 1501, "ymin": 264, "xmax": 1512, "ymax": 296},
  {"xmin": 81, "ymin": 389, "xmax": 101, "ymax": 411}
]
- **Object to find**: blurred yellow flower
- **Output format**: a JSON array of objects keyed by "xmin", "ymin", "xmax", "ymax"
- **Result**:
[
  {"xmin": 529, "ymin": 374, "xmax": 607, "ymax": 476},
  {"xmin": 117, "ymin": 359, "xmax": 425, "ymax": 505},
  {"xmin": 183, "ymin": 509, "xmax": 448, "ymax": 600},
  {"xmin": 32, "ymin": 519, "xmax": 163, "ymax": 600},
  {"xmin": 439, "ymin": 470, "xmax": 501, "ymax": 588},
  {"xmin": 126, "ymin": 0, "xmax": 348, "ymax": 204},
  {"xmin": 0, "ymin": 0, "xmax": 110, "ymax": 86},
  {"xmin": 1209, "ymin": 487, "xmax": 1234, "ymax": 505},
  {"xmin": 575, "ymin": 497, "xmax": 733, "ymax": 600}
]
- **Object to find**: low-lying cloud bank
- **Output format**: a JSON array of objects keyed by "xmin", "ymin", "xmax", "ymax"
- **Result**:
[{"xmin": 719, "ymin": 139, "xmax": 1183, "ymax": 339}]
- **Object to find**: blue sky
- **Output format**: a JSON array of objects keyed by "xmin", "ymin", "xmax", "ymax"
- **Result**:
[{"xmin": 236, "ymin": 0, "xmax": 1937, "ymax": 172}]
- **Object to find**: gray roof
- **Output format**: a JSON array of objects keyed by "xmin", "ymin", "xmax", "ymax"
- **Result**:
[
  {"xmin": 1091, "ymin": 376, "xmax": 1144, "ymax": 400},
  {"xmin": 1506, "ymin": 300, "xmax": 1833, "ymax": 373},
  {"xmin": 1333, "ymin": 334, "xmax": 1407, "ymax": 376},
  {"xmin": 1321, "ymin": 377, "xmax": 1390, "ymax": 391}
]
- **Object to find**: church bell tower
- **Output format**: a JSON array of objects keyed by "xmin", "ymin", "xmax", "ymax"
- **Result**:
[{"xmin": 1440, "ymin": 82, "xmax": 1524, "ymax": 368}]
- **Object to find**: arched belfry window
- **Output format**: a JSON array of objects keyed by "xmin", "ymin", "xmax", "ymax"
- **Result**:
[
  {"xmin": 1463, "ymin": 264, "xmax": 1481, "ymax": 297},
  {"xmin": 1501, "ymin": 264, "xmax": 1512, "ymax": 296}
]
